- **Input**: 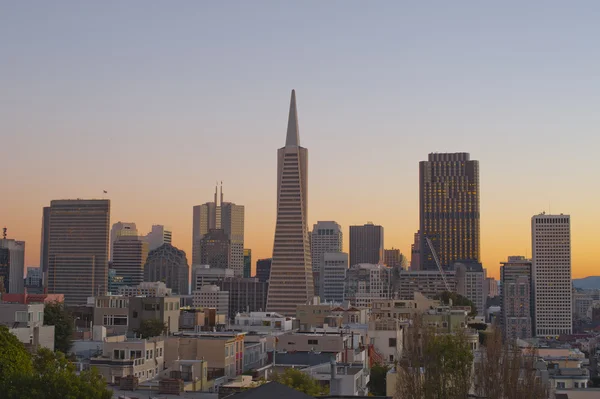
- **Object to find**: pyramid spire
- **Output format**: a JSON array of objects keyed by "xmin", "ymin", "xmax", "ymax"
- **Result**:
[{"xmin": 285, "ymin": 89, "xmax": 300, "ymax": 147}]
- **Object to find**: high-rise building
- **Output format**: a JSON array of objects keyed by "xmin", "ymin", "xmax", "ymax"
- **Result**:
[
  {"xmin": 410, "ymin": 231, "xmax": 421, "ymax": 271},
  {"xmin": 144, "ymin": 225, "xmax": 172, "ymax": 251},
  {"xmin": 500, "ymin": 256, "xmax": 533, "ymax": 340},
  {"xmin": 112, "ymin": 235, "xmax": 149, "ymax": 287},
  {"xmin": 453, "ymin": 261, "xmax": 487, "ymax": 317},
  {"xmin": 266, "ymin": 90, "xmax": 314, "ymax": 316},
  {"xmin": 532, "ymin": 214, "xmax": 572, "ymax": 337},
  {"xmin": 345, "ymin": 263, "xmax": 392, "ymax": 308},
  {"xmin": 198, "ymin": 229, "xmax": 230, "ymax": 269},
  {"xmin": 39, "ymin": 206, "xmax": 50, "ymax": 288},
  {"xmin": 384, "ymin": 248, "xmax": 403, "ymax": 269},
  {"xmin": 311, "ymin": 221, "xmax": 343, "ymax": 296},
  {"xmin": 110, "ymin": 222, "xmax": 138, "ymax": 261},
  {"xmin": 486, "ymin": 277, "xmax": 499, "ymax": 298},
  {"xmin": 321, "ymin": 252, "xmax": 348, "ymax": 303},
  {"xmin": 46, "ymin": 199, "xmax": 110, "ymax": 305},
  {"xmin": 419, "ymin": 153, "xmax": 480, "ymax": 270},
  {"xmin": 256, "ymin": 258, "xmax": 272, "ymax": 283},
  {"xmin": 143, "ymin": 243, "xmax": 189, "ymax": 295},
  {"xmin": 243, "ymin": 249, "xmax": 252, "ymax": 278},
  {"xmin": 0, "ymin": 236, "xmax": 25, "ymax": 294},
  {"xmin": 349, "ymin": 223, "xmax": 384, "ymax": 266},
  {"xmin": 192, "ymin": 184, "xmax": 244, "ymax": 276}
]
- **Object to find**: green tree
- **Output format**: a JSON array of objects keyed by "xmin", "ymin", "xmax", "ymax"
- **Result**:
[
  {"xmin": 0, "ymin": 328, "xmax": 112, "ymax": 399},
  {"xmin": 0, "ymin": 326, "xmax": 33, "ymax": 399},
  {"xmin": 134, "ymin": 318, "xmax": 167, "ymax": 339},
  {"xmin": 271, "ymin": 368, "xmax": 329, "ymax": 396},
  {"xmin": 368, "ymin": 363, "xmax": 390, "ymax": 396},
  {"xmin": 434, "ymin": 291, "xmax": 477, "ymax": 317},
  {"xmin": 26, "ymin": 348, "xmax": 112, "ymax": 399},
  {"xmin": 44, "ymin": 301, "xmax": 75, "ymax": 353}
]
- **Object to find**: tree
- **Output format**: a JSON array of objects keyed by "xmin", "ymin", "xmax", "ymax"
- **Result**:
[
  {"xmin": 368, "ymin": 363, "xmax": 390, "ymax": 396},
  {"xmin": 473, "ymin": 327, "xmax": 549, "ymax": 399},
  {"xmin": 271, "ymin": 368, "xmax": 329, "ymax": 396},
  {"xmin": 0, "ymin": 326, "xmax": 33, "ymax": 399},
  {"xmin": 44, "ymin": 301, "xmax": 75, "ymax": 353},
  {"xmin": 434, "ymin": 291, "xmax": 477, "ymax": 317},
  {"xmin": 134, "ymin": 318, "xmax": 167, "ymax": 339},
  {"xmin": 395, "ymin": 316, "xmax": 474, "ymax": 399},
  {"xmin": 0, "ymin": 328, "xmax": 112, "ymax": 399}
]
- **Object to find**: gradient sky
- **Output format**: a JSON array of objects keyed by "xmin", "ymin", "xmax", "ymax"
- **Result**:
[{"xmin": 2, "ymin": 2, "xmax": 600, "ymax": 279}]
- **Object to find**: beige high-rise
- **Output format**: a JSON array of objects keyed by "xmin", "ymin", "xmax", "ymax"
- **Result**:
[{"xmin": 266, "ymin": 90, "xmax": 314, "ymax": 316}]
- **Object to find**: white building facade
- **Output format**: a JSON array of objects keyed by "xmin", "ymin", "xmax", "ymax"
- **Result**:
[
  {"xmin": 322, "ymin": 252, "xmax": 348, "ymax": 302},
  {"xmin": 532, "ymin": 214, "xmax": 572, "ymax": 337},
  {"xmin": 345, "ymin": 264, "xmax": 392, "ymax": 308},
  {"xmin": 192, "ymin": 285, "xmax": 229, "ymax": 316},
  {"xmin": 311, "ymin": 221, "xmax": 343, "ymax": 297}
]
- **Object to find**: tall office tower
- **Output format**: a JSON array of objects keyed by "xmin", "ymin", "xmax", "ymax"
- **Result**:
[
  {"xmin": 384, "ymin": 248, "xmax": 403, "ymax": 269},
  {"xmin": 46, "ymin": 199, "xmax": 110, "ymax": 305},
  {"xmin": 110, "ymin": 222, "xmax": 138, "ymax": 260},
  {"xmin": 144, "ymin": 225, "xmax": 172, "ymax": 251},
  {"xmin": 486, "ymin": 277, "xmax": 499, "ymax": 297},
  {"xmin": 349, "ymin": 223, "xmax": 384, "ymax": 266},
  {"xmin": 112, "ymin": 235, "xmax": 149, "ymax": 287},
  {"xmin": 321, "ymin": 252, "xmax": 348, "ymax": 303},
  {"xmin": 0, "ymin": 236, "xmax": 25, "ymax": 294},
  {"xmin": 419, "ymin": 153, "xmax": 480, "ymax": 270},
  {"xmin": 532, "ymin": 214, "xmax": 572, "ymax": 337},
  {"xmin": 500, "ymin": 256, "xmax": 533, "ymax": 340},
  {"xmin": 410, "ymin": 231, "xmax": 421, "ymax": 271},
  {"xmin": 311, "ymin": 221, "xmax": 343, "ymax": 296},
  {"xmin": 266, "ymin": 90, "xmax": 314, "ymax": 316},
  {"xmin": 39, "ymin": 206, "xmax": 50, "ymax": 288},
  {"xmin": 345, "ymin": 263, "xmax": 392, "ymax": 308},
  {"xmin": 192, "ymin": 184, "xmax": 245, "ymax": 276},
  {"xmin": 256, "ymin": 258, "xmax": 272, "ymax": 283},
  {"xmin": 453, "ymin": 261, "xmax": 487, "ymax": 316},
  {"xmin": 243, "ymin": 249, "xmax": 252, "ymax": 278},
  {"xmin": 143, "ymin": 243, "xmax": 189, "ymax": 295},
  {"xmin": 199, "ymin": 229, "xmax": 230, "ymax": 269}
]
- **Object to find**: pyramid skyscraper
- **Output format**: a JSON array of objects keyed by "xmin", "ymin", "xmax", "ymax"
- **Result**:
[{"xmin": 266, "ymin": 90, "xmax": 314, "ymax": 315}]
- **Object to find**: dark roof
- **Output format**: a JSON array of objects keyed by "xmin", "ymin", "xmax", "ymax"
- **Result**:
[
  {"xmin": 229, "ymin": 382, "xmax": 314, "ymax": 399},
  {"xmin": 555, "ymin": 394, "xmax": 569, "ymax": 399}
]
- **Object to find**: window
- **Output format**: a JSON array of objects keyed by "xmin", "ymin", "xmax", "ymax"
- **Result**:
[
  {"xmin": 389, "ymin": 338, "xmax": 397, "ymax": 347},
  {"xmin": 15, "ymin": 311, "xmax": 27, "ymax": 322},
  {"xmin": 308, "ymin": 339, "xmax": 318, "ymax": 345}
]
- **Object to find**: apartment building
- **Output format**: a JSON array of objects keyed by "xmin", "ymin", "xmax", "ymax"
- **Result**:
[{"xmin": 90, "ymin": 336, "xmax": 165, "ymax": 383}]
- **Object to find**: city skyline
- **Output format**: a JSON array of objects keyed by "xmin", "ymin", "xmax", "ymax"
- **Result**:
[{"xmin": 3, "ymin": 3, "xmax": 599, "ymax": 279}]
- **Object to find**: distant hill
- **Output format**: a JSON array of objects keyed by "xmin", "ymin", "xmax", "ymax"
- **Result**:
[{"xmin": 573, "ymin": 276, "xmax": 600, "ymax": 290}]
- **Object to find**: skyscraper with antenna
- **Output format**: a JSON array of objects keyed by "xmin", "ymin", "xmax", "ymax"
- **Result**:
[{"xmin": 192, "ymin": 182, "xmax": 245, "ymax": 276}]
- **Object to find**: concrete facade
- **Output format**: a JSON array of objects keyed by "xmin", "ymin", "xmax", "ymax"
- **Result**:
[
  {"xmin": 532, "ymin": 214, "xmax": 572, "ymax": 337},
  {"xmin": 46, "ymin": 199, "xmax": 110, "ymax": 305},
  {"xmin": 192, "ymin": 285, "xmax": 229, "ymax": 316},
  {"xmin": 311, "ymin": 221, "xmax": 343, "ymax": 297},
  {"xmin": 266, "ymin": 90, "xmax": 314, "ymax": 316},
  {"xmin": 321, "ymin": 252, "xmax": 348, "ymax": 303}
]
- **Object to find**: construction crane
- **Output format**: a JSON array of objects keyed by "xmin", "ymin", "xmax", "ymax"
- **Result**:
[{"xmin": 425, "ymin": 237, "xmax": 452, "ymax": 292}]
